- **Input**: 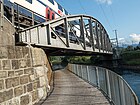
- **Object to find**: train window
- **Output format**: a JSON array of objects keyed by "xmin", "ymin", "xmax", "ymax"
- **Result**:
[
  {"xmin": 52, "ymin": 12, "xmax": 55, "ymax": 20},
  {"xmin": 57, "ymin": 3, "xmax": 63, "ymax": 12},
  {"xmin": 64, "ymin": 9, "xmax": 68, "ymax": 15},
  {"xmin": 26, "ymin": 0, "xmax": 32, "ymax": 4},
  {"xmin": 34, "ymin": 14, "xmax": 46, "ymax": 23},
  {"xmin": 48, "ymin": 0, "xmax": 54, "ymax": 5},
  {"xmin": 19, "ymin": 6, "xmax": 32, "ymax": 17},
  {"xmin": 4, "ymin": 0, "xmax": 12, "ymax": 7},
  {"xmin": 47, "ymin": 10, "xmax": 50, "ymax": 20}
]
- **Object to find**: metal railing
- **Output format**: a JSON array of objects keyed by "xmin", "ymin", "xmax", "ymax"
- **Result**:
[{"xmin": 67, "ymin": 64, "xmax": 139, "ymax": 105}]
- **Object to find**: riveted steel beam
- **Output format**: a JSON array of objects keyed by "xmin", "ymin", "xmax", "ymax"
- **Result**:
[
  {"xmin": 80, "ymin": 16, "xmax": 86, "ymax": 50},
  {"xmin": 95, "ymin": 21, "xmax": 100, "ymax": 52},
  {"xmin": 46, "ymin": 24, "xmax": 51, "ymax": 45},
  {"xmin": 64, "ymin": 17, "xmax": 69, "ymax": 47},
  {"xmin": 88, "ymin": 18, "xmax": 95, "ymax": 51}
]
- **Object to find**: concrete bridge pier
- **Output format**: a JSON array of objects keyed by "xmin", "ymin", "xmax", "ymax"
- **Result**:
[{"xmin": 102, "ymin": 55, "xmax": 113, "ymax": 69}]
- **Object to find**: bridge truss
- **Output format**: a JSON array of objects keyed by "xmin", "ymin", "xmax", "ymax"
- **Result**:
[
  {"xmin": 1, "ymin": 0, "xmax": 112, "ymax": 55},
  {"xmin": 17, "ymin": 15, "xmax": 112, "ymax": 55}
]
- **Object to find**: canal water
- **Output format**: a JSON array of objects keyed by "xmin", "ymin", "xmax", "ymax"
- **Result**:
[{"xmin": 115, "ymin": 69, "xmax": 140, "ymax": 102}]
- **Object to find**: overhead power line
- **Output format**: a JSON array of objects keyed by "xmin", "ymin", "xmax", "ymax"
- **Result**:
[
  {"xmin": 99, "ymin": 4, "xmax": 113, "ymax": 31},
  {"xmin": 109, "ymin": 6, "xmax": 117, "ymax": 28},
  {"xmin": 78, "ymin": 0, "xmax": 87, "ymax": 14}
]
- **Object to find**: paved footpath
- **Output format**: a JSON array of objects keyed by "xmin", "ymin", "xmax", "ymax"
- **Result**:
[{"xmin": 42, "ymin": 70, "xmax": 110, "ymax": 105}]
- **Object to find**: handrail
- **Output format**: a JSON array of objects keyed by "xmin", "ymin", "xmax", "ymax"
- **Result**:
[{"xmin": 67, "ymin": 64, "xmax": 139, "ymax": 105}]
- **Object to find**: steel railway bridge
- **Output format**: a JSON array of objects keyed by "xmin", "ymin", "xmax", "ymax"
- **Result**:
[{"xmin": 0, "ymin": 0, "xmax": 139, "ymax": 105}]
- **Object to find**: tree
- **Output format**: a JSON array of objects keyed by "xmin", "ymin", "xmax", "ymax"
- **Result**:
[{"xmin": 125, "ymin": 45, "xmax": 133, "ymax": 51}]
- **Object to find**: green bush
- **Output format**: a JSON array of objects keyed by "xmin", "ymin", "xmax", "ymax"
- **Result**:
[
  {"xmin": 121, "ymin": 51, "xmax": 140, "ymax": 65},
  {"xmin": 121, "ymin": 51, "xmax": 140, "ymax": 60},
  {"xmin": 125, "ymin": 59, "xmax": 140, "ymax": 65}
]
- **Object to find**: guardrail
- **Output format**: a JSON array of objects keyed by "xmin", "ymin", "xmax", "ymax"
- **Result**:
[{"xmin": 67, "ymin": 64, "xmax": 139, "ymax": 105}]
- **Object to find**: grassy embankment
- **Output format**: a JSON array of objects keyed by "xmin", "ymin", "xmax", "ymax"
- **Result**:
[{"xmin": 121, "ymin": 51, "xmax": 140, "ymax": 65}]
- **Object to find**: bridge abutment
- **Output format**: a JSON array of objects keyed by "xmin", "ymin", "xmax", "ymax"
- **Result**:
[{"xmin": 0, "ymin": 16, "xmax": 52, "ymax": 105}]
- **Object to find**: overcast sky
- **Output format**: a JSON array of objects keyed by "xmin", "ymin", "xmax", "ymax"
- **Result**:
[{"xmin": 56, "ymin": 0, "xmax": 140, "ymax": 45}]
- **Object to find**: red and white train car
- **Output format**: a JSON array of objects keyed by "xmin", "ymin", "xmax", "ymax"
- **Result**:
[{"xmin": 6, "ymin": 0, "xmax": 68, "ymax": 21}]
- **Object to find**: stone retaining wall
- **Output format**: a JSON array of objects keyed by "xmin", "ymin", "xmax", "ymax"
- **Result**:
[
  {"xmin": 0, "ymin": 46, "xmax": 52, "ymax": 105},
  {"xmin": 0, "ymin": 17, "xmax": 52, "ymax": 105},
  {"xmin": 0, "ymin": 15, "xmax": 52, "ymax": 105}
]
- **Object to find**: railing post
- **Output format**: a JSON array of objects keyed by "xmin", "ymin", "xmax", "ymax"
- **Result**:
[
  {"xmin": 46, "ymin": 24, "xmax": 51, "ymax": 45},
  {"xmin": 25, "ymin": 31, "xmax": 27, "ymax": 42},
  {"xmin": 16, "ymin": 4, "xmax": 20, "ymax": 29},
  {"xmin": 88, "ymin": 18, "xmax": 95, "ymax": 51},
  {"xmin": 86, "ymin": 66, "xmax": 90, "ymax": 82},
  {"xmin": 95, "ymin": 21, "xmax": 100, "ymax": 52},
  {"xmin": 104, "ymin": 31, "xmax": 107, "ymax": 52},
  {"xmin": 0, "ymin": 0, "xmax": 4, "ymax": 28},
  {"xmin": 80, "ymin": 65, "xmax": 82, "ymax": 77},
  {"xmin": 106, "ymin": 70, "xmax": 111, "ymax": 101},
  {"xmin": 11, "ymin": 3, "xmax": 15, "ymax": 25},
  {"xmin": 80, "ymin": 16, "xmax": 86, "ymax": 50},
  {"xmin": 37, "ymin": 27, "xmax": 40, "ymax": 44},
  {"xmin": 100, "ymin": 25, "xmax": 103, "ymax": 51},
  {"xmin": 102, "ymin": 29, "xmax": 105, "ymax": 52},
  {"xmin": 109, "ymin": 40, "xmax": 112, "ymax": 52},
  {"xmin": 120, "ymin": 79, "xmax": 126, "ymax": 105},
  {"xmin": 29, "ymin": 29, "xmax": 31, "ymax": 43},
  {"xmin": 95, "ymin": 67, "xmax": 100, "ymax": 88},
  {"xmin": 76, "ymin": 65, "xmax": 78, "ymax": 74},
  {"xmin": 106, "ymin": 35, "xmax": 109, "ymax": 52},
  {"xmin": 32, "ymin": 12, "xmax": 34, "ymax": 26},
  {"xmin": 64, "ymin": 17, "xmax": 69, "ymax": 47}
]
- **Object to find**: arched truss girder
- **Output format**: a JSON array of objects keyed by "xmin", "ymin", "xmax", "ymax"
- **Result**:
[{"xmin": 18, "ymin": 14, "xmax": 113, "ymax": 55}]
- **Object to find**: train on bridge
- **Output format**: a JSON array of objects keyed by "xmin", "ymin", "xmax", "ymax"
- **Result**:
[
  {"xmin": 5, "ymin": 0, "xmax": 69, "ymax": 21},
  {"xmin": 2, "ymin": 0, "xmax": 113, "ymax": 52},
  {"xmin": 3, "ymin": 0, "xmax": 93, "ymax": 46}
]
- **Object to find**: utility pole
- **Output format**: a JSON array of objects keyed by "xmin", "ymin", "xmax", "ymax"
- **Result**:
[
  {"xmin": 113, "ymin": 29, "xmax": 119, "ymax": 61},
  {"xmin": 113, "ymin": 30, "xmax": 119, "ymax": 48}
]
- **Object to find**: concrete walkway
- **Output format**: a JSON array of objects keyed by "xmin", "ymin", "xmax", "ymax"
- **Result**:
[{"xmin": 42, "ymin": 70, "xmax": 110, "ymax": 105}]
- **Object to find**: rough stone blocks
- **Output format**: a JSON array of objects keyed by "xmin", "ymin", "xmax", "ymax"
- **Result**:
[
  {"xmin": 32, "ymin": 91, "xmax": 38, "ymax": 102},
  {"xmin": 0, "ymin": 71, "xmax": 7, "ymax": 78},
  {"xmin": 5, "ymin": 77, "xmax": 19, "ymax": 88},
  {"xmin": 0, "ymin": 79, "xmax": 4, "ymax": 90},
  {"xmin": 12, "ymin": 60, "xmax": 19, "ymax": 70},
  {"xmin": 2, "ymin": 60, "xmax": 11, "ymax": 70},
  {"xmin": 0, "ymin": 45, "xmax": 52, "ymax": 105},
  {"xmin": 14, "ymin": 86, "xmax": 23, "ymax": 97},
  {"xmin": 20, "ymin": 75, "xmax": 29, "ymax": 85},
  {"xmin": 27, "ymin": 83, "xmax": 33, "ymax": 92},
  {"xmin": 7, "ymin": 46, "xmax": 16, "ymax": 59},
  {"xmin": 20, "ymin": 95, "xmax": 29, "ymax": 105},
  {"xmin": 0, "ymin": 89, "xmax": 13, "ymax": 103},
  {"xmin": 0, "ymin": 47, "xmax": 8, "ymax": 59}
]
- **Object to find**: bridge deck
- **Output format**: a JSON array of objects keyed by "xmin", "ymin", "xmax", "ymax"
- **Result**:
[{"xmin": 42, "ymin": 70, "xmax": 110, "ymax": 105}]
